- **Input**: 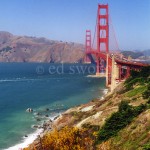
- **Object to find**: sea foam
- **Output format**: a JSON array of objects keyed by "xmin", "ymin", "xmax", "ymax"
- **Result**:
[
  {"xmin": 5, "ymin": 128, "xmax": 43, "ymax": 150},
  {"xmin": 4, "ymin": 113, "xmax": 61, "ymax": 150}
]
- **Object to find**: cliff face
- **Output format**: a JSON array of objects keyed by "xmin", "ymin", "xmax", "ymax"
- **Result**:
[{"xmin": 0, "ymin": 31, "xmax": 84, "ymax": 63}]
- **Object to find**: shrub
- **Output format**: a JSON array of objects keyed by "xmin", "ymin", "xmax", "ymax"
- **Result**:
[
  {"xmin": 125, "ymin": 66, "xmax": 150, "ymax": 91},
  {"xmin": 143, "ymin": 143, "xmax": 150, "ymax": 150},
  {"xmin": 24, "ymin": 126, "xmax": 94, "ymax": 150},
  {"xmin": 129, "ymin": 66, "xmax": 150, "ymax": 79},
  {"xmin": 143, "ymin": 84, "xmax": 150, "ymax": 100},
  {"xmin": 97, "ymin": 101, "xmax": 146, "ymax": 143},
  {"xmin": 130, "ymin": 70, "xmax": 140, "ymax": 78},
  {"xmin": 140, "ymin": 66, "xmax": 150, "ymax": 78}
]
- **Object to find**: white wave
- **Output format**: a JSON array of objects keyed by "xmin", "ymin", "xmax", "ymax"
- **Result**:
[
  {"xmin": 4, "ymin": 113, "xmax": 62, "ymax": 150},
  {"xmin": 4, "ymin": 128, "xmax": 43, "ymax": 150},
  {"xmin": 103, "ymin": 89, "xmax": 108, "ymax": 95},
  {"xmin": 0, "ymin": 78, "xmax": 38, "ymax": 82},
  {"xmin": 86, "ymin": 75, "xmax": 101, "ymax": 78},
  {"xmin": 0, "ymin": 77, "xmax": 83, "ymax": 83},
  {"xmin": 97, "ymin": 89, "xmax": 108, "ymax": 100}
]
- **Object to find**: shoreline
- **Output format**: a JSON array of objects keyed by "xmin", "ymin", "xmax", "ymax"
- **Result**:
[
  {"xmin": 5, "ymin": 88, "xmax": 109, "ymax": 150},
  {"xmin": 4, "ymin": 113, "xmax": 62, "ymax": 150},
  {"xmin": 5, "ymin": 129, "xmax": 44, "ymax": 150}
]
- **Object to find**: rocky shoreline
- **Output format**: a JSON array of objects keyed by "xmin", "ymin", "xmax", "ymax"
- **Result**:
[
  {"xmin": 23, "ymin": 88, "xmax": 109, "ymax": 149},
  {"xmin": 6, "ymin": 110, "xmax": 64, "ymax": 150},
  {"xmin": 23, "ymin": 77, "xmax": 150, "ymax": 150}
]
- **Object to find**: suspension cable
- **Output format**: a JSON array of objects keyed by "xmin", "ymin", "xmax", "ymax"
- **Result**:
[
  {"xmin": 92, "ymin": 10, "xmax": 98, "ymax": 49},
  {"xmin": 109, "ymin": 14, "xmax": 120, "ymax": 52}
]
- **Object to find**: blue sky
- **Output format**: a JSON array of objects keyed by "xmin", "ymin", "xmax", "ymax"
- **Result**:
[{"xmin": 0, "ymin": 0, "xmax": 149, "ymax": 50}]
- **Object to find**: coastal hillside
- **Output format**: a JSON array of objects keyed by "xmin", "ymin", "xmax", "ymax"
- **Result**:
[
  {"xmin": 0, "ymin": 31, "xmax": 84, "ymax": 63},
  {"xmin": 121, "ymin": 51, "xmax": 144, "ymax": 59},
  {"xmin": 24, "ymin": 66, "xmax": 150, "ymax": 150},
  {"xmin": 121, "ymin": 50, "xmax": 150, "ymax": 61}
]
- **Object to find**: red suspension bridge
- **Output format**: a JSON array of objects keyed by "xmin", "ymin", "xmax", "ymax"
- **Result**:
[{"xmin": 85, "ymin": 4, "xmax": 148, "ymax": 91}]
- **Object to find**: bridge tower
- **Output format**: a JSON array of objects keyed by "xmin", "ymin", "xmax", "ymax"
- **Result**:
[
  {"xmin": 85, "ymin": 30, "xmax": 91, "ymax": 63},
  {"xmin": 96, "ymin": 4, "xmax": 109, "ymax": 74}
]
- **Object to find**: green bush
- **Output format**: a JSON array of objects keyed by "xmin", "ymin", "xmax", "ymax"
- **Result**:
[
  {"xmin": 140, "ymin": 66, "xmax": 150, "ymax": 78},
  {"xmin": 130, "ymin": 70, "xmax": 140, "ymax": 78},
  {"xmin": 143, "ymin": 143, "xmax": 150, "ymax": 150},
  {"xmin": 143, "ymin": 84, "xmax": 150, "ymax": 100},
  {"xmin": 97, "ymin": 101, "xmax": 146, "ymax": 143},
  {"xmin": 129, "ymin": 66, "xmax": 150, "ymax": 79},
  {"xmin": 125, "ymin": 66, "xmax": 150, "ymax": 91},
  {"xmin": 133, "ymin": 104, "xmax": 147, "ymax": 116}
]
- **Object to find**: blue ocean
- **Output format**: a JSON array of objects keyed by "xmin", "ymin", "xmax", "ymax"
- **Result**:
[{"xmin": 0, "ymin": 63, "xmax": 106, "ymax": 150}]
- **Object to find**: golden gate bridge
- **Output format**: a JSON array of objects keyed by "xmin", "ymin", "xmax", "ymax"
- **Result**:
[{"xmin": 84, "ymin": 4, "xmax": 148, "ymax": 91}]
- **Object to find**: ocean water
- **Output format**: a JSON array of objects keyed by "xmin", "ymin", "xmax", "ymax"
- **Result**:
[{"xmin": 0, "ymin": 63, "xmax": 106, "ymax": 150}]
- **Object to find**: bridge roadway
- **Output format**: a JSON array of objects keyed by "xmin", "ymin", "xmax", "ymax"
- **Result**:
[{"xmin": 86, "ymin": 50, "xmax": 148, "ymax": 91}]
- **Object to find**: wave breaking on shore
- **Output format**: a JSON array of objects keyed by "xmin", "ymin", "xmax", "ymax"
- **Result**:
[
  {"xmin": 5, "ymin": 128, "xmax": 43, "ymax": 150},
  {"xmin": 4, "ymin": 113, "xmax": 61, "ymax": 150}
]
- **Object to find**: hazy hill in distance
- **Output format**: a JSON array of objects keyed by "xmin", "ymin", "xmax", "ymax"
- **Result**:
[
  {"xmin": 0, "ymin": 31, "xmax": 84, "ymax": 63},
  {"xmin": 141, "ymin": 49, "xmax": 150, "ymax": 56},
  {"xmin": 121, "ymin": 49, "xmax": 150, "ymax": 60},
  {"xmin": 121, "ymin": 51, "xmax": 144, "ymax": 59}
]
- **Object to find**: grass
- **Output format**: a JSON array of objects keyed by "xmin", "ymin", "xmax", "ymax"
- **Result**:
[
  {"xmin": 125, "ymin": 86, "xmax": 147, "ymax": 97},
  {"xmin": 107, "ymin": 122, "xmax": 150, "ymax": 150}
]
